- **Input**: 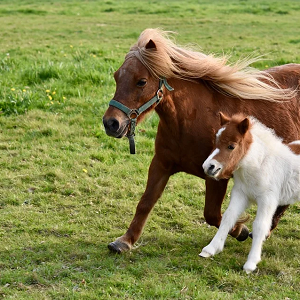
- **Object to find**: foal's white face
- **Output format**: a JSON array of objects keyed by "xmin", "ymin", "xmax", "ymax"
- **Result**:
[{"xmin": 202, "ymin": 113, "xmax": 252, "ymax": 180}]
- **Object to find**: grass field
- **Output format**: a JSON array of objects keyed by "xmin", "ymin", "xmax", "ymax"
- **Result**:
[{"xmin": 0, "ymin": 0, "xmax": 300, "ymax": 299}]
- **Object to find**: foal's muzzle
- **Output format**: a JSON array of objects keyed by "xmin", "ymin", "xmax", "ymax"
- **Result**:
[{"xmin": 202, "ymin": 159, "xmax": 223, "ymax": 179}]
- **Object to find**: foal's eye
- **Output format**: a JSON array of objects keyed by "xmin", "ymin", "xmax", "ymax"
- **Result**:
[
  {"xmin": 137, "ymin": 79, "xmax": 147, "ymax": 87},
  {"xmin": 228, "ymin": 144, "xmax": 235, "ymax": 150}
]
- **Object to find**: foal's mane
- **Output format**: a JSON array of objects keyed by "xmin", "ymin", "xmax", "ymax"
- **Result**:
[{"xmin": 127, "ymin": 28, "xmax": 296, "ymax": 102}]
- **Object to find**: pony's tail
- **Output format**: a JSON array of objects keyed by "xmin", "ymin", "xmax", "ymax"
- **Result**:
[{"xmin": 236, "ymin": 214, "xmax": 250, "ymax": 225}]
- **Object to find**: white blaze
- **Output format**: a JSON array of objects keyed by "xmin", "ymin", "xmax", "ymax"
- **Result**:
[{"xmin": 202, "ymin": 148, "xmax": 220, "ymax": 170}]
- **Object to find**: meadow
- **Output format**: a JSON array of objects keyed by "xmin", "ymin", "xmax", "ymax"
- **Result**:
[{"xmin": 0, "ymin": 0, "xmax": 300, "ymax": 299}]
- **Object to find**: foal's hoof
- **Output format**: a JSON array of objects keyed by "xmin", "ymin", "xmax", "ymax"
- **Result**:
[
  {"xmin": 199, "ymin": 250, "xmax": 212, "ymax": 258},
  {"xmin": 243, "ymin": 261, "xmax": 257, "ymax": 274},
  {"xmin": 236, "ymin": 226, "xmax": 249, "ymax": 242},
  {"xmin": 108, "ymin": 240, "xmax": 131, "ymax": 254}
]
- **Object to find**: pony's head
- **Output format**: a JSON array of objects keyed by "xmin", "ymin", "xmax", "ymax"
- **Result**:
[
  {"xmin": 202, "ymin": 113, "xmax": 253, "ymax": 180},
  {"xmin": 103, "ymin": 31, "xmax": 172, "ymax": 138}
]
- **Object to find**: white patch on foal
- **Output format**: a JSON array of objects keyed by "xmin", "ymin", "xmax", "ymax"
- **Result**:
[{"xmin": 202, "ymin": 148, "xmax": 220, "ymax": 170}]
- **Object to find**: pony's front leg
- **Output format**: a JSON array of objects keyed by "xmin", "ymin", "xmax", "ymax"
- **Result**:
[
  {"xmin": 200, "ymin": 187, "xmax": 249, "ymax": 257},
  {"xmin": 243, "ymin": 200, "xmax": 277, "ymax": 273},
  {"xmin": 108, "ymin": 155, "xmax": 172, "ymax": 253},
  {"xmin": 204, "ymin": 178, "xmax": 249, "ymax": 241}
]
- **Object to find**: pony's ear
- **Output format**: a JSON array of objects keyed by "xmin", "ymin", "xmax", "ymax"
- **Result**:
[
  {"xmin": 219, "ymin": 112, "xmax": 230, "ymax": 126},
  {"xmin": 238, "ymin": 118, "xmax": 250, "ymax": 135},
  {"xmin": 145, "ymin": 39, "xmax": 157, "ymax": 50}
]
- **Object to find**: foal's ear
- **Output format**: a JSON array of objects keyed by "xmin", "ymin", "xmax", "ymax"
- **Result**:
[
  {"xmin": 145, "ymin": 39, "xmax": 157, "ymax": 50},
  {"xmin": 219, "ymin": 112, "xmax": 230, "ymax": 126},
  {"xmin": 238, "ymin": 118, "xmax": 250, "ymax": 135}
]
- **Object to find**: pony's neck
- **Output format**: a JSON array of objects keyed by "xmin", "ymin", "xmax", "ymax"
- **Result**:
[{"xmin": 155, "ymin": 78, "xmax": 213, "ymax": 134}]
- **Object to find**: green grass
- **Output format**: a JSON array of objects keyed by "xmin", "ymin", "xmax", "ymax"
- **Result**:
[{"xmin": 0, "ymin": 0, "xmax": 300, "ymax": 299}]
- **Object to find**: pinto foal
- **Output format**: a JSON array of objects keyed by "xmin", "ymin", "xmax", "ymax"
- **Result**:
[{"xmin": 200, "ymin": 113, "xmax": 300, "ymax": 273}]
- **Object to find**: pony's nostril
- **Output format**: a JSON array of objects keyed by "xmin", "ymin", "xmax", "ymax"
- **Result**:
[{"xmin": 107, "ymin": 118, "xmax": 120, "ymax": 133}]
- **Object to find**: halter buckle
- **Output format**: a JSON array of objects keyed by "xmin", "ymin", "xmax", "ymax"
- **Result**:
[{"xmin": 127, "ymin": 109, "xmax": 139, "ymax": 120}]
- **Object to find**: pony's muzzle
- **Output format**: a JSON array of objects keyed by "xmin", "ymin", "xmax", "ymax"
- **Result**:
[
  {"xmin": 103, "ymin": 116, "xmax": 129, "ymax": 138},
  {"xmin": 105, "ymin": 117, "xmax": 119, "ymax": 133}
]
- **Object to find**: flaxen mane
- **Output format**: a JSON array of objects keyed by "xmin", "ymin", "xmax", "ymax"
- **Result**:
[{"xmin": 126, "ymin": 28, "xmax": 296, "ymax": 102}]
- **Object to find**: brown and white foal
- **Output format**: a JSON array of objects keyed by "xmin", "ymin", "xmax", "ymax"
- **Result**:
[{"xmin": 200, "ymin": 113, "xmax": 300, "ymax": 273}]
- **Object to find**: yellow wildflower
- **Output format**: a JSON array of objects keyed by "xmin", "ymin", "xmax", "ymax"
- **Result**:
[
  {"xmin": 70, "ymin": 45, "xmax": 73, "ymax": 48},
  {"xmin": 52, "ymin": 91, "xmax": 56, "ymax": 95},
  {"xmin": 48, "ymin": 95, "xmax": 52, "ymax": 100},
  {"xmin": 23, "ymin": 89, "xmax": 26, "ymax": 92},
  {"xmin": 82, "ymin": 169, "xmax": 88, "ymax": 173},
  {"xmin": 11, "ymin": 88, "xmax": 15, "ymax": 91},
  {"xmin": 46, "ymin": 89, "xmax": 50, "ymax": 93},
  {"xmin": 63, "ymin": 96, "xmax": 66, "ymax": 100},
  {"xmin": 51, "ymin": 101, "xmax": 54, "ymax": 104}
]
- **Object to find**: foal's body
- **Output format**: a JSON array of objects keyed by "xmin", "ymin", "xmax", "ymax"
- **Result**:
[{"xmin": 201, "ymin": 114, "xmax": 300, "ymax": 273}]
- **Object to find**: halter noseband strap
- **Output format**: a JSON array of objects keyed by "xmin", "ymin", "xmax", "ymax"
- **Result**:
[{"xmin": 109, "ymin": 78, "xmax": 174, "ymax": 154}]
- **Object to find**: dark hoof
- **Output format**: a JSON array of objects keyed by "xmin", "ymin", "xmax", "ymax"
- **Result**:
[
  {"xmin": 108, "ymin": 240, "xmax": 130, "ymax": 254},
  {"xmin": 236, "ymin": 226, "xmax": 249, "ymax": 242}
]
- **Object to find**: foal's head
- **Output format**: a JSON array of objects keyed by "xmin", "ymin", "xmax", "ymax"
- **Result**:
[{"xmin": 202, "ymin": 113, "xmax": 253, "ymax": 180}]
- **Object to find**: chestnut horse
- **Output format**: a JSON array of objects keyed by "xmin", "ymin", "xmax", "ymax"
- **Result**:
[
  {"xmin": 201, "ymin": 113, "xmax": 300, "ymax": 272},
  {"xmin": 103, "ymin": 28, "xmax": 300, "ymax": 253}
]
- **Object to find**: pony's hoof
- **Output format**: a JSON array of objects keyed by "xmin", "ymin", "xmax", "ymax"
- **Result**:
[
  {"xmin": 236, "ymin": 226, "xmax": 249, "ymax": 242},
  {"xmin": 108, "ymin": 240, "xmax": 131, "ymax": 254}
]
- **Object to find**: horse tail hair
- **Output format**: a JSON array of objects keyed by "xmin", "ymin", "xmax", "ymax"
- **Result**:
[{"xmin": 236, "ymin": 214, "xmax": 250, "ymax": 225}]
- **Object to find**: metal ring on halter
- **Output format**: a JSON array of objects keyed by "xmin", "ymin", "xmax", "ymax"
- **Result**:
[{"xmin": 156, "ymin": 89, "xmax": 163, "ymax": 103}]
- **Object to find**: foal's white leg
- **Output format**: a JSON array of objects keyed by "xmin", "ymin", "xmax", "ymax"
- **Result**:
[
  {"xmin": 243, "ymin": 198, "xmax": 277, "ymax": 273},
  {"xmin": 200, "ymin": 187, "xmax": 249, "ymax": 258}
]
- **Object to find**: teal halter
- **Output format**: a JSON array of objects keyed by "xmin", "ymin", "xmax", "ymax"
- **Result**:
[{"xmin": 109, "ymin": 78, "xmax": 174, "ymax": 154}]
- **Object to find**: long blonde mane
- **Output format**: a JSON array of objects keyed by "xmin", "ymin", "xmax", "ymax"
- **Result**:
[{"xmin": 126, "ymin": 28, "xmax": 296, "ymax": 102}]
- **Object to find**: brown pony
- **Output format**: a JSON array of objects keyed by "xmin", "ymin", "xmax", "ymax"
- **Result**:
[{"xmin": 103, "ymin": 28, "xmax": 300, "ymax": 253}]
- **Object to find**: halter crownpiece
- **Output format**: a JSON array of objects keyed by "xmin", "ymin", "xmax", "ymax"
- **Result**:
[{"xmin": 109, "ymin": 78, "xmax": 174, "ymax": 154}]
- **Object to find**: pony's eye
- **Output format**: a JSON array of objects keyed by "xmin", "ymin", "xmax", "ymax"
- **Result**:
[
  {"xmin": 137, "ymin": 79, "xmax": 147, "ymax": 87},
  {"xmin": 228, "ymin": 144, "xmax": 235, "ymax": 150}
]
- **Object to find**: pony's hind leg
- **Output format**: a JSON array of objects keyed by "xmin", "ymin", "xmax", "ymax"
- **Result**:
[
  {"xmin": 243, "ymin": 199, "xmax": 278, "ymax": 273},
  {"xmin": 108, "ymin": 155, "xmax": 172, "ymax": 253},
  {"xmin": 200, "ymin": 187, "xmax": 249, "ymax": 257},
  {"xmin": 270, "ymin": 205, "xmax": 289, "ymax": 233}
]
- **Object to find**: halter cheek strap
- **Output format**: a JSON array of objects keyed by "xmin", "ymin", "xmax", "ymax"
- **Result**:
[{"xmin": 109, "ymin": 78, "xmax": 174, "ymax": 154}]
